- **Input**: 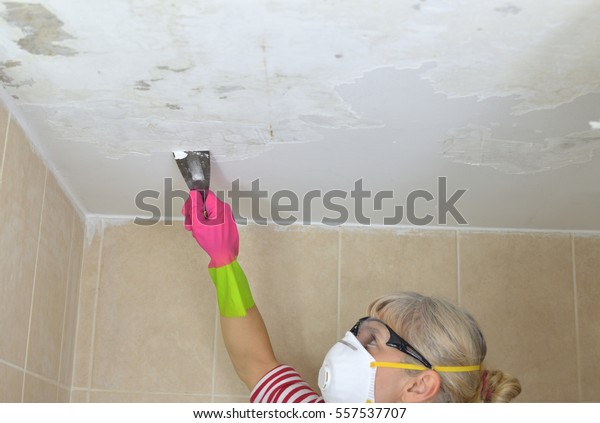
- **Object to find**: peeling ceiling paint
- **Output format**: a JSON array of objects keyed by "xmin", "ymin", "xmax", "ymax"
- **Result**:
[
  {"xmin": 0, "ymin": 0, "xmax": 599, "ymax": 230},
  {"xmin": 443, "ymin": 93, "xmax": 600, "ymax": 174}
]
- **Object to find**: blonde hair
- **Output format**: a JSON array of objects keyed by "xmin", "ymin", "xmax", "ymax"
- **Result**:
[{"xmin": 367, "ymin": 292, "xmax": 521, "ymax": 403}]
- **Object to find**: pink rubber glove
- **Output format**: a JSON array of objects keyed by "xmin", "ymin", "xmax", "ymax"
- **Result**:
[{"xmin": 182, "ymin": 190, "xmax": 239, "ymax": 268}]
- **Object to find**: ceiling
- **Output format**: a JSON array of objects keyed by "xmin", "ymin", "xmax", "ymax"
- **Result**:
[{"xmin": 1, "ymin": 0, "xmax": 599, "ymax": 231}]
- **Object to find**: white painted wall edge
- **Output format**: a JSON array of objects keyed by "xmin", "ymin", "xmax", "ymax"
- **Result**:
[
  {"xmin": 85, "ymin": 213, "xmax": 600, "ymax": 237},
  {"xmin": 0, "ymin": 86, "xmax": 88, "ymax": 223}
]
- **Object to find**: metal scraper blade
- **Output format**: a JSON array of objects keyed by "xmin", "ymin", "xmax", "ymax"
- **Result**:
[{"xmin": 173, "ymin": 151, "xmax": 211, "ymax": 196}]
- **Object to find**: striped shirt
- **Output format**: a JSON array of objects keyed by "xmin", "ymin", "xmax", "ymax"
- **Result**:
[{"xmin": 250, "ymin": 365, "xmax": 324, "ymax": 403}]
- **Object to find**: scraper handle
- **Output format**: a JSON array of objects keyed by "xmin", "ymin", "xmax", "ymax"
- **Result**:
[{"xmin": 200, "ymin": 189, "xmax": 209, "ymax": 219}]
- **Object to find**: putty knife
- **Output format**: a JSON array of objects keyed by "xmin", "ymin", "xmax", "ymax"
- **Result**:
[{"xmin": 173, "ymin": 150, "xmax": 211, "ymax": 216}]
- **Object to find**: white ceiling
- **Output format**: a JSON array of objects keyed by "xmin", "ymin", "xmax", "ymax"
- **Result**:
[{"xmin": 1, "ymin": 0, "xmax": 599, "ymax": 230}]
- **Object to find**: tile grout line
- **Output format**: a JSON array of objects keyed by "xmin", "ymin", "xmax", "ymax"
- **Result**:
[
  {"xmin": 0, "ymin": 112, "xmax": 10, "ymax": 187},
  {"xmin": 210, "ymin": 301, "xmax": 219, "ymax": 402},
  {"xmin": 71, "ymin": 386, "xmax": 231, "ymax": 398},
  {"xmin": 336, "ymin": 228, "xmax": 342, "ymax": 338},
  {"xmin": 0, "ymin": 357, "xmax": 24, "ymax": 372},
  {"xmin": 0, "ymin": 362, "xmax": 72, "ymax": 396},
  {"xmin": 69, "ymin": 226, "xmax": 87, "ymax": 402},
  {"xmin": 24, "ymin": 368, "xmax": 69, "ymax": 391},
  {"xmin": 85, "ymin": 220, "xmax": 105, "ymax": 402},
  {"xmin": 56, "ymin": 217, "xmax": 76, "ymax": 402},
  {"xmin": 456, "ymin": 231, "xmax": 461, "ymax": 307},
  {"xmin": 571, "ymin": 234, "xmax": 582, "ymax": 402},
  {"xmin": 21, "ymin": 168, "xmax": 48, "ymax": 402},
  {"xmin": 0, "ymin": 358, "xmax": 67, "ymax": 391}
]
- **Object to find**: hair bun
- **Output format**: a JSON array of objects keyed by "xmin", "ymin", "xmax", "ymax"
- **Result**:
[{"xmin": 480, "ymin": 369, "xmax": 521, "ymax": 403}]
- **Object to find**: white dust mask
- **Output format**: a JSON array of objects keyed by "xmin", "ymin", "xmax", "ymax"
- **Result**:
[{"xmin": 318, "ymin": 331, "xmax": 377, "ymax": 403}]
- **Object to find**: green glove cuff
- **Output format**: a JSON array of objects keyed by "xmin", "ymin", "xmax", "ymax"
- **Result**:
[{"xmin": 208, "ymin": 260, "xmax": 255, "ymax": 317}]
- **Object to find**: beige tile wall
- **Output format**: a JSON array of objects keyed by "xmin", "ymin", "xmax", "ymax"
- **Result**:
[
  {"xmin": 0, "ymin": 103, "xmax": 84, "ymax": 402},
  {"xmin": 574, "ymin": 236, "xmax": 600, "ymax": 402},
  {"xmin": 71, "ymin": 220, "xmax": 600, "ymax": 403},
  {"xmin": 339, "ymin": 229, "xmax": 458, "ymax": 335},
  {"xmin": 71, "ymin": 222, "xmax": 216, "ymax": 402},
  {"xmin": 460, "ymin": 233, "xmax": 577, "ymax": 402}
]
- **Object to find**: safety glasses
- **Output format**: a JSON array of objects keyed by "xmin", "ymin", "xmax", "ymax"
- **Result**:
[
  {"xmin": 350, "ymin": 316, "xmax": 433, "ymax": 369},
  {"xmin": 350, "ymin": 317, "xmax": 482, "ymax": 373}
]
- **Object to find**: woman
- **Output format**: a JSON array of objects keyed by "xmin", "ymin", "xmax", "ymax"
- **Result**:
[{"xmin": 183, "ymin": 191, "xmax": 521, "ymax": 403}]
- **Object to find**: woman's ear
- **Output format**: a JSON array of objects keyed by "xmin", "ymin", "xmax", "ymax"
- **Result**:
[{"xmin": 402, "ymin": 370, "xmax": 442, "ymax": 402}]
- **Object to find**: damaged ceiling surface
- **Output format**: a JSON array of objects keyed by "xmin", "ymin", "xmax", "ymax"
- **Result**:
[{"xmin": 1, "ymin": 0, "xmax": 599, "ymax": 230}]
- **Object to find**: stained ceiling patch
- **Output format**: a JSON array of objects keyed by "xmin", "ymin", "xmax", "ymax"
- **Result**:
[
  {"xmin": 443, "ymin": 92, "xmax": 600, "ymax": 174},
  {"xmin": 2, "ymin": 2, "xmax": 77, "ymax": 56}
]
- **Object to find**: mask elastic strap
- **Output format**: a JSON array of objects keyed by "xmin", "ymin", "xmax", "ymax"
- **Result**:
[{"xmin": 371, "ymin": 362, "xmax": 481, "ymax": 373}]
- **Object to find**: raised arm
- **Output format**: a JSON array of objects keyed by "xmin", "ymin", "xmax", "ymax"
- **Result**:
[{"xmin": 182, "ymin": 190, "xmax": 279, "ymax": 390}]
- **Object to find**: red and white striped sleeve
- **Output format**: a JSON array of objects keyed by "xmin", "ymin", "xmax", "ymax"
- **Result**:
[{"xmin": 250, "ymin": 365, "xmax": 324, "ymax": 403}]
